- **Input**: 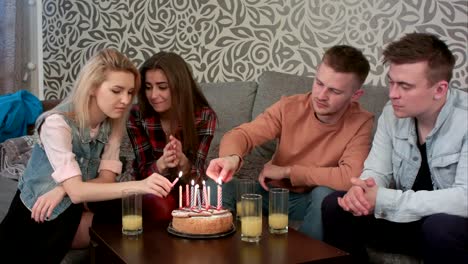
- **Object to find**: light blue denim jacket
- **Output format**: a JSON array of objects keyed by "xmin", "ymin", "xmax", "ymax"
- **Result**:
[
  {"xmin": 361, "ymin": 88, "xmax": 467, "ymax": 222},
  {"xmin": 18, "ymin": 103, "xmax": 111, "ymax": 220}
]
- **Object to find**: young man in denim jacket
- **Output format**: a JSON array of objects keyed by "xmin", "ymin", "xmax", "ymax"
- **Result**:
[{"xmin": 322, "ymin": 33, "xmax": 468, "ymax": 263}]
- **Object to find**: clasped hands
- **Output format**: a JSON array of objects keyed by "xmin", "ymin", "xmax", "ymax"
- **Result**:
[
  {"xmin": 338, "ymin": 177, "xmax": 378, "ymax": 216},
  {"xmin": 157, "ymin": 135, "xmax": 188, "ymax": 172}
]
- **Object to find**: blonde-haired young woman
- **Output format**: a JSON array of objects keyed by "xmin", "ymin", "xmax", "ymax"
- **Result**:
[{"xmin": 0, "ymin": 49, "xmax": 172, "ymax": 262}]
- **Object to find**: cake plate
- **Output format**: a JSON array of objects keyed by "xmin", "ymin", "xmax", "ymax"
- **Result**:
[{"xmin": 167, "ymin": 223, "xmax": 236, "ymax": 239}]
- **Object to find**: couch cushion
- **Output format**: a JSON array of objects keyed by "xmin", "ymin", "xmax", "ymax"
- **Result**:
[
  {"xmin": 200, "ymin": 81, "xmax": 258, "ymax": 162},
  {"xmin": 360, "ymin": 85, "xmax": 389, "ymax": 135},
  {"xmin": 253, "ymin": 71, "xmax": 314, "ymax": 118},
  {"xmin": 0, "ymin": 176, "xmax": 17, "ymax": 222},
  {"xmin": 200, "ymin": 81, "xmax": 258, "ymax": 134}
]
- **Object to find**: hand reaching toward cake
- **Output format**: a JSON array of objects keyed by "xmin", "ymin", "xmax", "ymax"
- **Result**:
[
  {"xmin": 206, "ymin": 155, "xmax": 241, "ymax": 182},
  {"xmin": 143, "ymin": 173, "xmax": 172, "ymax": 197}
]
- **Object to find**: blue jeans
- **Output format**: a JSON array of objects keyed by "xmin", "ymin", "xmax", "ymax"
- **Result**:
[{"xmin": 210, "ymin": 177, "xmax": 334, "ymax": 240}]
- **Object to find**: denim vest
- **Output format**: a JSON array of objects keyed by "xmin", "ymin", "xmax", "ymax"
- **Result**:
[
  {"xmin": 18, "ymin": 103, "xmax": 111, "ymax": 220},
  {"xmin": 362, "ymin": 89, "xmax": 468, "ymax": 222}
]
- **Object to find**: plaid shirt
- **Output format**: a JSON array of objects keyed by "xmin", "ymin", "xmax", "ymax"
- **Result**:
[{"xmin": 127, "ymin": 104, "xmax": 217, "ymax": 181}]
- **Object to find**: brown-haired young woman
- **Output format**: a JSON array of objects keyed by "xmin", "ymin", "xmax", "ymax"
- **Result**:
[{"xmin": 127, "ymin": 51, "xmax": 217, "ymax": 219}]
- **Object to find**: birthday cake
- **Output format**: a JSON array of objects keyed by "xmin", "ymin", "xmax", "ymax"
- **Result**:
[{"xmin": 171, "ymin": 207, "xmax": 233, "ymax": 235}]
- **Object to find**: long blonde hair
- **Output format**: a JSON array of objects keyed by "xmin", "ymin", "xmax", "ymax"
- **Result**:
[{"xmin": 58, "ymin": 49, "xmax": 140, "ymax": 135}]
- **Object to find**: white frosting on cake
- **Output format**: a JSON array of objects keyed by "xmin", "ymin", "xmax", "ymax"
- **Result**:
[{"xmin": 171, "ymin": 207, "xmax": 233, "ymax": 235}]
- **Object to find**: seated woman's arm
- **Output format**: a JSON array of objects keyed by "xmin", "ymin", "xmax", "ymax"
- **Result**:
[{"xmin": 39, "ymin": 115, "xmax": 171, "ymax": 203}]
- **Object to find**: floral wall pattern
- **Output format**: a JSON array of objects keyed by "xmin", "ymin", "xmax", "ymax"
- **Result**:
[{"xmin": 42, "ymin": 0, "xmax": 467, "ymax": 99}]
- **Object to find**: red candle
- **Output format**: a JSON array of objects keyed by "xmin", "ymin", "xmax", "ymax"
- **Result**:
[{"xmin": 171, "ymin": 171, "xmax": 183, "ymax": 187}]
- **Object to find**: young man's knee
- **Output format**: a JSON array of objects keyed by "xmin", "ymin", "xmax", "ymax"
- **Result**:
[
  {"xmin": 308, "ymin": 186, "xmax": 335, "ymax": 202},
  {"xmin": 322, "ymin": 191, "xmax": 346, "ymax": 209},
  {"xmin": 421, "ymin": 213, "xmax": 466, "ymax": 244},
  {"xmin": 421, "ymin": 213, "xmax": 468, "ymax": 263},
  {"xmin": 321, "ymin": 191, "xmax": 345, "ymax": 212}
]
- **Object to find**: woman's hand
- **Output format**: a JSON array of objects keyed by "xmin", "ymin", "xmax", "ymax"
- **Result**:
[
  {"xmin": 156, "ymin": 135, "xmax": 188, "ymax": 172},
  {"xmin": 31, "ymin": 186, "xmax": 66, "ymax": 222},
  {"xmin": 142, "ymin": 173, "xmax": 172, "ymax": 197}
]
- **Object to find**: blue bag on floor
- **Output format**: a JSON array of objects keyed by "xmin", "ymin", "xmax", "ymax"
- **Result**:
[{"xmin": 0, "ymin": 90, "xmax": 43, "ymax": 143}]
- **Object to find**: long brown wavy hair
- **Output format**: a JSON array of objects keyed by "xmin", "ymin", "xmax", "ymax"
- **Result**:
[{"xmin": 138, "ymin": 51, "xmax": 213, "ymax": 160}]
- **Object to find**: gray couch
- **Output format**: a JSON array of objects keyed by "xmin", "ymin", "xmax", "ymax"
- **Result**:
[{"xmin": 0, "ymin": 70, "xmax": 418, "ymax": 263}]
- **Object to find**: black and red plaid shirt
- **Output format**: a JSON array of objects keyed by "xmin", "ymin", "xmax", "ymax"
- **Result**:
[{"xmin": 126, "ymin": 104, "xmax": 217, "ymax": 180}]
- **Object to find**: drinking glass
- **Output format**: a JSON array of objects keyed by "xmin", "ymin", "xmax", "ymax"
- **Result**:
[
  {"xmin": 122, "ymin": 189, "xmax": 143, "ymax": 236},
  {"xmin": 236, "ymin": 179, "xmax": 255, "ymax": 219},
  {"xmin": 268, "ymin": 188, "xmax": 289, "ymax": 234},
  {"xmin": 241, "ymin": 194, "xmax": 262, "ymax": 242}
]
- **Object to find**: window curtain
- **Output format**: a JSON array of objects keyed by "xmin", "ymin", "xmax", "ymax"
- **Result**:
[{"xmin": 0, "ymin": 0, "xmax": 24, "ymax": 94}]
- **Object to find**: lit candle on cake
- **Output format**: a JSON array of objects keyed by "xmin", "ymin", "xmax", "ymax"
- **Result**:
[
  {"xmin": 179, "ymin": 185, "xmax": 182, "ymax": 208},
  {"xmin": 190, "ymin": 180, "xmax": 195, "ymax": 207},
  {"xmin": 217, "ymin": 178, "xmax": 222, "ymax": 210},
  {"xmin": 171, "ymin": 171, "xmax": 183, "ymax": 187}
]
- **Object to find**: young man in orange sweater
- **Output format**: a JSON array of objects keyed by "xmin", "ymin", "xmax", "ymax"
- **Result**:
[{"xmin": 206, "ymin": 45, "xmax": 373, "ymax": 240}]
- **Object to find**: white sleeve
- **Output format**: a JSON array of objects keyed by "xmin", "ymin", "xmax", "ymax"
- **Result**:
[{"xmin": 39, "ymin": 114, "xmax": 81, "ymax": 183}]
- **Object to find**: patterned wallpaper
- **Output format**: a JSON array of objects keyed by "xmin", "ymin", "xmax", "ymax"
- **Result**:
[{"xmin": 42, "ymin": 0, "xmax": 467, "ymax": 99}]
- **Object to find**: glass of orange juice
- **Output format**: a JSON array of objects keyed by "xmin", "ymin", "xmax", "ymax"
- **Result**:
[
  {"xmin": 122, "ymin": 189, "xmax": 143, "ymax": 236},
  {"xmin": 268, "ymin": 188, "xmax": 288, "ymax": 234},
  {"xmin": 241, "ymin": 194, "xmax": 262, "ymax": 242},
  {"xmin": 236, "ymin": 179, "xmax": 255, "ymax": 220}
]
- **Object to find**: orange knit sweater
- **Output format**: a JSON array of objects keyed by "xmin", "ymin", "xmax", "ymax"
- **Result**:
[{"xmin": 219, "ymin": 92, "xmax": 374, "ymax": 192}]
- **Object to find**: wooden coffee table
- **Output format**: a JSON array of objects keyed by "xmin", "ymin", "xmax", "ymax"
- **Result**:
[{"xmin": 89, "ymin": 218, "xmax": 349, "ymax": 264}]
